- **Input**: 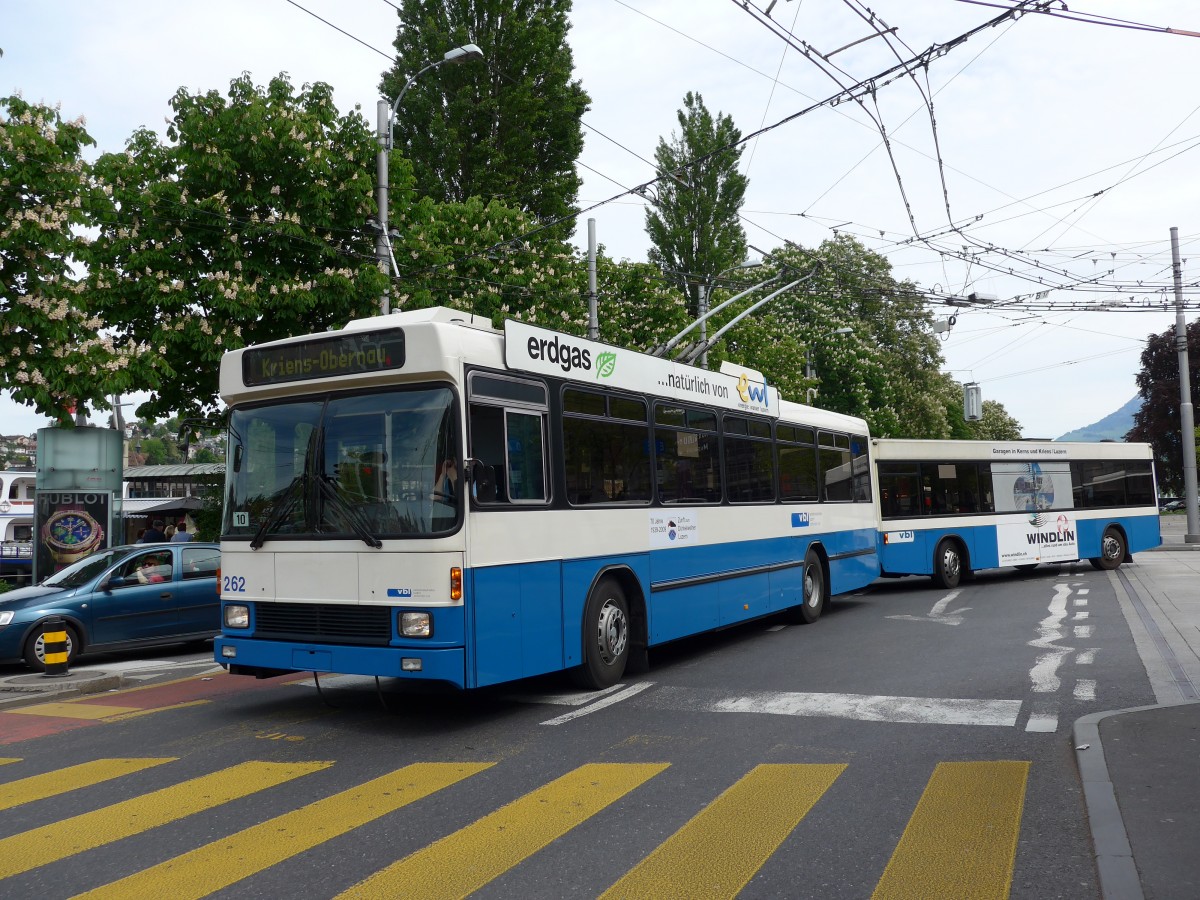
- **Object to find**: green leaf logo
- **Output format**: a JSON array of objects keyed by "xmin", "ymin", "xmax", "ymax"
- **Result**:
[{"xmin": 595, "ymin": 351, "xmax": 617, "ymax": 379}]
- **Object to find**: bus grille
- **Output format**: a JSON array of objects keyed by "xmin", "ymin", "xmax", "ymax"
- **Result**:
[{"xmin": 253, "ymin": 603, "xmax": 392, "ymax": 646}]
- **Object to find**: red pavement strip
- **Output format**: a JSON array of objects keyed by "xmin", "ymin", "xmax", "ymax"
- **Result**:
[{"xmin": 0, "ymin": 671, "xmax": 311, "ymax": 745}]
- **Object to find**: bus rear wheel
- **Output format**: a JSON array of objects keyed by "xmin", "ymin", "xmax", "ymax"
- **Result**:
[
  {"xmin": 788, "ymin": 550, "xmax": 826, "ymax": 625},
  {"xmin": 1089, "ymin": 527, "xmax": 1126, "ymax": 571},
  {"xmin": 572, "ymin": 577, "xmax": 630, "ymax": 690},
  {"xmin": 933, "ymin": 540, "xmax": 964, "ymax": 590}
]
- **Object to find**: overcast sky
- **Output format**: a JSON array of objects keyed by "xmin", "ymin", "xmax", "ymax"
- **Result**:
[{"xmin": 3, "ymin": 0, "xmax": 1199, "ymax": 440}]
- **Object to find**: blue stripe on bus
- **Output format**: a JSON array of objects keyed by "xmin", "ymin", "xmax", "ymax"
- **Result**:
[{"xmin": 877, "ymin": 513, "xmax": 1162, "ymax": 576}]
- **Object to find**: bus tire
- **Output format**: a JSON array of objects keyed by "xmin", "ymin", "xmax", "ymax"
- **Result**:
[
  {"xmin": 1091, "ymin": 527, "xmax": 1126, "ymax": 571},
  {"xmin": 572, "ymin": 577, "xmax": 630, "ymax": 690},
  {"xmin": 24, "ymin": 621, "xmax": 79, "ymax": 672},
  {"xmin": 933, "ymin": 539, "xmax": 963, "ymax": 590},
  {"xmin": 789, "ymin": 549, "xmax": 826, "ymax": 625}
]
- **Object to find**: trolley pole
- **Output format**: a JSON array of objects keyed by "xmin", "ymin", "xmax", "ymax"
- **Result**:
[{"xmin": 1169, "ymin": 226, "xmax": 1200, "ymax": 542}]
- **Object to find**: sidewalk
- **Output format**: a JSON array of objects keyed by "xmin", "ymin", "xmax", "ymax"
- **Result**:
[{"xmin": 1074, "ymin": 529, "xmax": 1200, "ymax": 900}]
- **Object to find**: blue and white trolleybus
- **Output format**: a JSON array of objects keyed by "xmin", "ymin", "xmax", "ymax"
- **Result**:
[{"xmin": 215, "ymin": 307, "xmax": 880, "ymax": 689}]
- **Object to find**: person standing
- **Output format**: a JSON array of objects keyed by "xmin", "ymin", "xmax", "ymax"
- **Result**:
[
  {"xmin": 171, "ymin": 521, "xmax": 193, "ymax": 543},
  {"xmin": 142, "ymin": 519, "xmax": 167, "ymax": 543}
]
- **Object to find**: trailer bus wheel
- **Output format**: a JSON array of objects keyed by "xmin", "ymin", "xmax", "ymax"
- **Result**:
[
  {"xmin": 1090, "ymin": 527, "xmax": 1126, "ymax": 571},
  {"xmin": 933, "ymin": 539, "xmax": 963, "ymax": 590}
]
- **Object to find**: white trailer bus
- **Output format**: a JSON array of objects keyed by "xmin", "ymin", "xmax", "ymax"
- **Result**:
[{"xmin": 874, "ymin": 437, "xmax": 1161, "ymax": 588}]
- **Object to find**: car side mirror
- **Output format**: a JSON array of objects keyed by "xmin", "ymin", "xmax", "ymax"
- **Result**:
[{"xmin": 103, "ymin": 576, "xmax": 127, "ymax": 589}]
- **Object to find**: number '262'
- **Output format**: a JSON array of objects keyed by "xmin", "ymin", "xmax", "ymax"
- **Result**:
[{"xmin": 223, "ymin": 575, "xmax": 247, "ymax": 593}]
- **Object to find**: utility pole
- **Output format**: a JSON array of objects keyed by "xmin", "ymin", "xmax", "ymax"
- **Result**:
[
  {"xmin": 1169, "ymin": 226, "xmax": 1199, "ymax": 542},
  {"xmin": 587, "ymin": 218, "xmax": 599, "ymax": 339},
  {"xmin": 375, "ymin": 99, "xmax": 391, "ymax": 315}
]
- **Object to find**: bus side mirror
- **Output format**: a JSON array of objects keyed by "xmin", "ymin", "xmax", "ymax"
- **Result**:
[{"xmin": 470, "ymin": 460, "xmax": 496, "ymax": 502}]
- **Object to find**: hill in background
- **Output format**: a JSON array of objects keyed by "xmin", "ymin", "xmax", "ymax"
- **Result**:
[{"xmin": 1057, "ymin": 396, "xmax": 1140, "ymax": 442}]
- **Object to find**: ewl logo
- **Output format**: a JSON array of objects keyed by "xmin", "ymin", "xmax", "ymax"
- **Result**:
[{"xmin": 735, "ymin": 373, "xmax": 769, "ymax": 406}]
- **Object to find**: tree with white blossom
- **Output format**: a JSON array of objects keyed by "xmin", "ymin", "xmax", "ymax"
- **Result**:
[{"xmin": 0, "ymin": 94, "xmax": 147, "ymax": 423}]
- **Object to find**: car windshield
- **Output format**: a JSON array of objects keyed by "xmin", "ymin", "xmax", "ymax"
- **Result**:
[
  {"xmin": 223, "ymin": 387, "xmax": 460, "ymax": 541},
  {"xmin": 41, "ymin": 548, "xmax": 125, "ymax": 589}
]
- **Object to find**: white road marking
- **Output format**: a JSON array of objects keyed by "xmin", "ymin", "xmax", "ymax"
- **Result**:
[
  {"xmin": 1028, "ymin": 583, "xmax": 1072, "ymax": 693},
  {"xmin": 701, "ymin": 691, "xmax": 1022, "ymax": 727},
  {"xmin": 1025, "ymin": 700, "xmax": 1059, "ymax": 733},
  {"xmin": 1073, "ymin": 598, "xmax": 1088, "ymax": 607},
  {"xmin": 1074, "ymin": 625, "xmax": 1093, "ymax": 639},
  {"xmin": 540, "ymin": 682, "xmax": 654, "ymax": 725},
  {"xmin": 1076, "ymin": 649, "xmax": 1099, "ymax": 665},
  {"xmin": 1073, "ymin": 611, "xmax": 1090, "ymax": 620},
  {"xmin": 507, "ymin": 683, "xmax": 624, "ymax": 706},
  {"xmin": 1074, "ymin": 679, "xmax": 1097, "ymax": 701},
  {"xmin": 887, "ymin": 591, "xmax": 970, "ymax": 626},
  {"xmin": 766, "ymin": 624, "xmax": 787, "ymax": 632}
]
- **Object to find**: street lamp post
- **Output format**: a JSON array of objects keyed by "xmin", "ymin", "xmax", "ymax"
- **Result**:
[{"xmin": 375, "ymin": 43, "xmax": 485, "ymax": 315}]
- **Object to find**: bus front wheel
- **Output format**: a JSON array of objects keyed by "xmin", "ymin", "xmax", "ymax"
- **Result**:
[
  {"xmin": 572, "ymin": 577, "xmax": 630, "ymax": 690},
  {"xmin": 933, "ymin": 540, "xmax": 964, "ymax": 590},
  {"xmin": 1089, "ymin": 527, "xmax": 1126, "ymax": 571}
]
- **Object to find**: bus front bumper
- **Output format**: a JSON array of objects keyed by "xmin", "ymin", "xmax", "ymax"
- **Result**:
[{"xmin": 214, "ymin": 637, "xmax": 467, "ymax": 689}]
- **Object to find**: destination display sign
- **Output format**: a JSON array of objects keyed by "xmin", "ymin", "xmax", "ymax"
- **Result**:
[{"xmin": 243, "ymin": 329, "xmax": 406, "ymax": 386}]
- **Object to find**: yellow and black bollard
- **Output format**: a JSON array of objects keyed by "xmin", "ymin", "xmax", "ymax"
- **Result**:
[{"xmin": 41, "ymin": 617, "xmax": 70, "ymax": 677}]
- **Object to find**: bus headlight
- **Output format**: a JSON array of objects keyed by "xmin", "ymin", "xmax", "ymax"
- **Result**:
[
  {"xmin": 224, "ymin": 604, "xmax": 250, "ymax": 629},
  {"xmin": 400, "ymin": 611, "xmax": 432, "ymax": 638}
]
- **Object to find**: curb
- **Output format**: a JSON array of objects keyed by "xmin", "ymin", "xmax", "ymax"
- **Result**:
[
  {"xmin": 1073, "ymin": 700, "xmax": 1200, "ymax": 900},
  {"xmin": 0, "ymin": 672, "xmax": 123, "ymax": 711}
]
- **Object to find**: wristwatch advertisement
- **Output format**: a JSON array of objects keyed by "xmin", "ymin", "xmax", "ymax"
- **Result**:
[{"xmin": 35, "ymin": 491, "xmax": 112, "ymax": 579}]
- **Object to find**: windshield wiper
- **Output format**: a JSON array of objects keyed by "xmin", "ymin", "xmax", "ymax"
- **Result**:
[
  {"xmin": 316, "ymin": 475, "xmax": 383, "ymax": 549},
  {"xmin": 249, "ymin": 474, "xmax": 305, "ymax": 550}
]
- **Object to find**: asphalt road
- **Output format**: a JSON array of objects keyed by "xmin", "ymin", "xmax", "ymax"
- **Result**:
[{"xmin": 0, "ymin": 558, "xmax": 1156, "ymax": 899}]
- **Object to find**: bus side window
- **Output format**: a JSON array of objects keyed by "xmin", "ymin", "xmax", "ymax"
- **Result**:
[{"xmin": 469, "ymin": 403, "xmax": 507, "ymax": 503}]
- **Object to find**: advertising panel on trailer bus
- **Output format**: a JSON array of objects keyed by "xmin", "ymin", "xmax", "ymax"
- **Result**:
[
  {"xmin": 874, "ymin": 437, "xmax": 1162, "ymax": 588},
  {"xmin": 214, "ymin": 306, "xmax": 879, "ymax": 690}
]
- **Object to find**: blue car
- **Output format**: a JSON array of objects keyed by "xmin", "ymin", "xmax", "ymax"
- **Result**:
[{"xmin": 0, "ymin": 543, "xmax": 220, "ymax": 671}]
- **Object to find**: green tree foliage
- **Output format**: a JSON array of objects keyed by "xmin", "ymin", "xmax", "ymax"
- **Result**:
[
  {"xmin": 645, "ymin": 92, "xmax": 748, "ymax": 317},
  {"xmin": 1127, "ymin": 319, "xmax": 1200, "ymax": 494},
  {"xmin": 969, "ymin": 399, "xmax": 1023, "ymax": 440},
  {"xmin": 380, "ymin": 0, "xmax": 589, "ymax": 229},
  {"xmin": 0, "ymin": 96, "xmax": 146, "ymax": 422},
  {"xmin": 699, "ymin": 236, "xmax": 944, "ymax": 437},
  {"xmin": 85, "ymin": 74, "xmax": 388, "ymax": 422}
]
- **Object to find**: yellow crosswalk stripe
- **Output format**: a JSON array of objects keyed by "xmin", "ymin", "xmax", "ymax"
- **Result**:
[
  {"xmin": 77, "ymin": 762, "xmax": 493, "ymax": 900},
  {"xmin": 6, "ymin": 701, "xmax": 142, "ymax": 720},
  {"xmin": 337, "ymin": 762, "xmax": 669, "ymax": 899},
  {"xmin": 0, "ymin": 758, "xmax": 19, "ymax": 766},
  {"xmin": 600, "ymin": 763, "xmax": 847, "ymax": 900},
  {"xmin": 0, "ymin": 760, "xmax": 331, "ymax": 880},
  {"xmin": 872, "ymin": 760, "xmax": 1030, "ymax": 900},
  {"xmin": 0, "ymin": 758, "xmax": 176, "ymax": 812}
]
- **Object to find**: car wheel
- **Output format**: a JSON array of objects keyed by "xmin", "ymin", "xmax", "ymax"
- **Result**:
[{"xmin": 23, "ymin": 621, "xmax": 80, "ymax": 672}]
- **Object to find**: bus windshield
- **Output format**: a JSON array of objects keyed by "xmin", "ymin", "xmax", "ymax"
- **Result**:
[{"xmin": 223, "ymin": 387, "xmax": 460, "ymax": 541}]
